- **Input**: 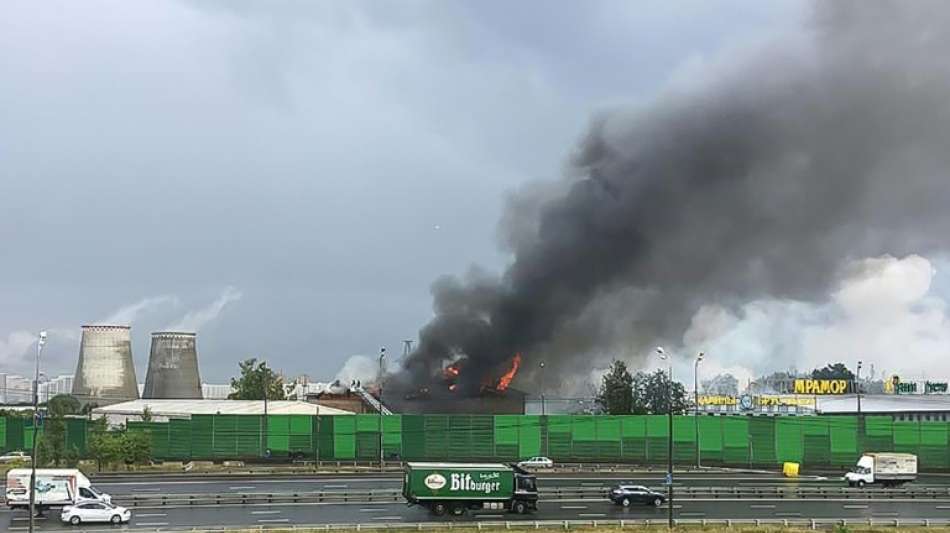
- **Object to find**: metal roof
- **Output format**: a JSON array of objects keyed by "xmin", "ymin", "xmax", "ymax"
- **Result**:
[
  {"xmin": 407, "ymin": 462, "xmax": 511, "ymax": 469},
  {"xmin": 817, "ymin": 395, "xmax": 950, "ymax": 413},
  {"xmin": 92, "ymin": 399, "xmax": 353, "ymax": 417}
]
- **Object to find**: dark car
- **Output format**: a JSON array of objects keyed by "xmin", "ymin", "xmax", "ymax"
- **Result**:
[{"xmin": 608, "ymin": 484, "xmax": 666, "ymax": 507}]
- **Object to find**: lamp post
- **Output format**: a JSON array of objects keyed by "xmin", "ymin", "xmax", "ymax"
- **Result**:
[
  {"xmin": 694, "ymin": 352, "xmax": 704, "ymax": 468},
  {"xmin": 856, "ymin": 360, "xmax": 863, "ymax": 415},
  {"xmin": 539, "ymin": 361, "xmax": 546, "ymax": 416},
  {"xmin": 29, "ymin": 330, "xmax": 47, "ymax": 533},
  {"xmin": 378, "ymin": 347, "xmax": 386, "ymax": 468},
  {"xmin": 655, "ymin": 346, "xmax": 673, "ymax": 529},
  {"xmin": 261, "ymin": 360, "xmax": 269, "ymax": 458}
]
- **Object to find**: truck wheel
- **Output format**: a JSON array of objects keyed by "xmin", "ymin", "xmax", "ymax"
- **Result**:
[
  {"xmin": 513, "ymin": 501, "xmax": 527, "ymax": 514},
  {"xmin": 70, "ymin": 516, "xmax": 81, "ymax": 525},
  {"xmin": 620, "ymin": 497, "xmax": 631, "ymax": 507},
  {"xmin": 450, "ymin": 503, "xmax": 465, "ymax": 516},
  {"xmin": 858, "ymin": 480, "xmax": 866, "ymax": 488},
  {"xmin": 653, "ymin": 498, "xmax": 663, "ymax": 507},
  {"xmin": 432, "ymin": 503, "xmax": 447, "ymax": 516}
]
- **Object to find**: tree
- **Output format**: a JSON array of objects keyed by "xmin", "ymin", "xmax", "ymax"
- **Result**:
[
  {"xmin": 140, "ymin": 406, "xmax": 153, "ymax": 422},
  {"xmin": 596, "ymin": 360, "xmax": 634, "ymax": 414},
  {"xmin": 811, "ymin": 363, "xmax": 855, "ymax": 382},
  {"xmin": 229, "ymin": 358, "xmax": 287, "ymax": 400},
  {"xmin": 634, "ymin": 369, "xmax": 689, "ymax": 415},
  {"xmin": 122, "ymin": 431, "xmax": 152, "ymax": 465},
  {"xmin": 702, "ymin": 373, "xmax": 739, "ymax": 396},
  {"xmin": 37, "ymin": 394, "xmax": 82, "ymax": 466},
  {"xmin": 47, "ymin": 394, "xmax": 80, "ymax": 416}
]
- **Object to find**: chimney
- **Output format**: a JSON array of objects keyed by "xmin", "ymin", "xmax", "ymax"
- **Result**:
[
  {"xmin": 143, "ymin": 331, "xmax": 203, "ymax": 399},
  {"xmin": 72, "ymin": 325, "xmax": 139, "ymax": 405}
]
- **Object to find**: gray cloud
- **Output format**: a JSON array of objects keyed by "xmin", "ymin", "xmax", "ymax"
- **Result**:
[{"xmin": 0, "ymin": 0, "xmax": 803, "ymax": 381}]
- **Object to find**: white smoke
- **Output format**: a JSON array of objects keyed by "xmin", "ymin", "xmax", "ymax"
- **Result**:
[
  {"xmin": 99, "ymin": 295, "xmax": 178, "ymax": 325},
  {"xmin": 681, "ymin": 254, "xmax": 950, "ymax": 383},
  {"xmin": 0, "ymin": 330, "xmax": 40, "ymax": 369},
  {"xmin": 165, "ymin": 287, "xmax": 242, "ymax": 332},
  {"xmin": 335, "ymin": 355, "xmax": 379, "ymax": 386}
]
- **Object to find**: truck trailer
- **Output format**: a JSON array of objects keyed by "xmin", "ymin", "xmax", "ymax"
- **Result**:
[
  {"xmin": 5, "ymin": 469, "xmax": 112, "ymax": 510},
  {"xmin": 402, "ymin": 462, "xmax": 539, "ymax": 516},
  {"xmin": 845, "ymin": 453, "xmax": 917, "ymax": 488}
]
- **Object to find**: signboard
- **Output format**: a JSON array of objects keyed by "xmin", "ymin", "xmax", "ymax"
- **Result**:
[
  {"xmin": 886, "ymin": 376, "xmax": 949, "ymax": 394},
  {"xmin": 698, "ymin": 395, "xmax": 738, "ymax": 406},
  {"xmin": 793, "ymin": 379, "xmax": 848, "ymax": 394},
  {"xmin": 697, "ymin": 395, "xmax": 816, "ymax": 409},
  {"xmin": 757, "ymin": 395, "xmax": 816, "ymax": 408}
]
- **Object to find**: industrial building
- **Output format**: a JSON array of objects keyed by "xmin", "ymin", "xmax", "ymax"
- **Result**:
[
  {"xmin": 143, "ymin": 331, "xmax": 203, "ymax": 399},
  {"xmin": 71, "ymin": 325, "xmax": 140, "ymax": 405},
  {"xmin": 91, "ymin": 399, "xmax": 353, "ymax": 426}
]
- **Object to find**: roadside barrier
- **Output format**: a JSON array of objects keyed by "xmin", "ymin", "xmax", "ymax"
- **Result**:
[
  {"xmin": 108, "ymin": 485, "xmax": 950, "ymax": 508},
  {"xmin": 16, "ymin": 517, "xmax": 950, "ymax": 532}
]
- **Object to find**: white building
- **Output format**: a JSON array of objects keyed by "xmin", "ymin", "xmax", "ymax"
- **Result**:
[
  {"xmin": 202, "ymin": 383, "xmax": 234, "ymax": 400},
  {"xmin": 92, "ymin": 399, "xmax": 353, "ymax": 426}
]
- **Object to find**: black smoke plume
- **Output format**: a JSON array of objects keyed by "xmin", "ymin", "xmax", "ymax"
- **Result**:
[{"xmin": 394, "ymin": 1, "xmax": 950, "ymax": 397}]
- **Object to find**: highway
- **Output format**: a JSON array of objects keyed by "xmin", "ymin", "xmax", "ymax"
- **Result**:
[
  {"xmin": 4, "ymin": 470, "xmax": 950, "ymax": 531},
  {"xmin": 6, "ymin": 498, "xmax": 950, "ymax": 531}
]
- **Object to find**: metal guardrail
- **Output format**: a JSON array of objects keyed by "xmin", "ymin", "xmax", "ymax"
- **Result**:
[
  {"xmin": 23, "ymin": 518, "xmax": 950, "ymax": 532},
  {"xmin": 110, "ymin": 485, "xmax": 950, "ymax": 508}
]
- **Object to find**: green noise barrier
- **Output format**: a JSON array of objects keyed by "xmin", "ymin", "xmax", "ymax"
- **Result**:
[{"xmin": 4, "ymin": 413, "xmax": 950, "ymax": 470}]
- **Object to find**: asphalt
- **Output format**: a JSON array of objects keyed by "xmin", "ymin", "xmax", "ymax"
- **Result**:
[
  {"xmin": 4, "ymin": 470, "xmax": 950, "ymax": 530},
  {"xmin": 5, "ymin": 499, "xmax": 950, "ymax": 531},
  {"xmin": 81, "ymin": 471, "xmax": 950, "ymax": 496}
]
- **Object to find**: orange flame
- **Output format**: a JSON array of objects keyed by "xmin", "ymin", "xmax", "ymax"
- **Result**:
[
  {"xmin": 495, "ymin": 353, "xmax": 522, "ymax": 391},
  {"xmin": 443, "ymin": 364, "xmax": 461, "ymax": 380},
  {"xmin": 448, "ymin": 383, "xmax": 458, "ymax": 392}
]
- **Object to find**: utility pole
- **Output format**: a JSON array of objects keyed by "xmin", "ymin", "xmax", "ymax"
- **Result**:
[
  {"xmin": 856, "ymin": 361, "xmax": 863, "ymax": 415},
  {"xmin": 261, "ymin": 361, "xmax": 268, "ymax": 458},
  {"xmin": 694, "ymin": 352, "xmax": 704, "ymax": 468},
  {"xmin": 539, "ymin": 361, "xmax": 546, "ymax": 416},
  {"xmin": 29, "ymin": 331, "xmax": 47, "ymax": 533},
  {"xmin": 656, "ymin": 347, "xmax": 674, "ymax": 529},
  {"xmin": 378, "ymin": 347, "xmax": 386, "ymax": 469}
]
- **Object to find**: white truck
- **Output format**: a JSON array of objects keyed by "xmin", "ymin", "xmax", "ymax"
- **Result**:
[
  {"xmin": 5, "ymin": 469, "xmax": 112, "ymax": 510},
  {"xmin": 845, "ymin": 453, "xmax": 917, "ymax": 488}
]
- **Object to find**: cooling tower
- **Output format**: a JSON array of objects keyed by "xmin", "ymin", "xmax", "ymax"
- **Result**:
[
  {"xmin": 143, "ymin": 331, "xmax": 203, "ymax": 399},
  {"xmin": 72, "ymin": 325, "xmax": 140, "ymax": 405}
]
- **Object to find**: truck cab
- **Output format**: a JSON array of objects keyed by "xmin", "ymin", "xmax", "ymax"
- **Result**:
[{"xmin": 845, "ymin": 455, "xmax": 875, "ymax": 487}]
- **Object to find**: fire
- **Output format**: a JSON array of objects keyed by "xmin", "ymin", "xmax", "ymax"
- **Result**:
[
  {"xmin": 443, "ymin": 364, "xmax": 461, "ymax": 379},
  {"xmin": 448, "ymin": 384, "xmax": 458, "ymax": 392},
  {"xmin": 495, "ymin": 353, "xmax": 522, "ymax": 391}
]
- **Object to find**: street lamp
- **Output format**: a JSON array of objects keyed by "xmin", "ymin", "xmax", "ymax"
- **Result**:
[
  {"xmin": 694, "ymin": 352, "xmax": 704, "ymax": 468},
  {"xmin": 378, "ymin": 347, "xmax": 386, "ymax": 468},
  {"xmin": 856, "ymin": 361, "xmax": 863, "ymax": 415},
  {"xmin": 539, "ymin": 361, "xmax": 546, "ymax": 416},
  {"xmin": 29, "ymin": 330, "xmax": 47, "ymax": 533},
  {"xmin": 655, "ymin": 346, "xmax": 674, "ymax": 529}
]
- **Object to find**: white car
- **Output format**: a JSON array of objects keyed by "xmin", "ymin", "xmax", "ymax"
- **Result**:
[
  {"xmin": 518, "ymin": 456, "xmax": 554, "ymax": 468},
  {"xmin": 61, "ymin": 502, "xmax": 131, "ymax": 525},
  {"xmin": 0, "ymin": 451, "xmax": 31, "ymax": 463}
]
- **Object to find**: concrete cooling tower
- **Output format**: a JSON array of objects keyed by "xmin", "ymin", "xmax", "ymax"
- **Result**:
[
  {"xmin": 143, "ymin": 332, "xmax": 203, "ymax": 399},
  {"xmin": 72, "ymin": 325, "xmax": 140, "ymax": 405}
]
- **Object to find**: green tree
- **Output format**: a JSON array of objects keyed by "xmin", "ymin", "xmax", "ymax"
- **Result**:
[
  {"xmin": 88, "ymin": 417, "xmax": 121, "ymax": 471},
  {"xmin": 596, "ymin": 360, "xmax": 634, "ymax": 414},
  {"xmin": 47, "ymin": 394, "xmax": 81, "ymax": 416},
  {"xmin": 811, "ymin": 363, "xmax": 855, "ymax": 382},
  {"xmin": 634, "ymin": 369, "xmax": 689, "ymax": 414},
  {"xmin": 228, "ymin": 358, "xmax": 286, "ymax": 400},
  {"xmin": 122, "ymin": 431, "xmax": 152, "ymax": 465}
]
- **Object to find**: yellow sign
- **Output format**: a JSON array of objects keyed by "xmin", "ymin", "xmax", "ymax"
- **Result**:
[
  {"xmin": 698, "ymin": 395, "xmax": 738, "ymax": 406},
  {"xmin": 757, "ymin": 395, "xmax": 816, "ymax": 407},
  {"xmin": 793, "ymin": 379, "xmax": 848, "ymax": 394}
]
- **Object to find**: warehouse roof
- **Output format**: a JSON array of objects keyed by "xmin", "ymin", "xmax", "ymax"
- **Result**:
[
  {"xmin": 817, "ymin": 394, "xmax": 950, "ymax": 414},
  {"xmin": 93, "ymin": 399, "xmax": 353, "ymax": 417}
]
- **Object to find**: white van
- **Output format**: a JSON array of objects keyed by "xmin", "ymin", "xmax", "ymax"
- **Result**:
[{"xmin": 5, "ymin": 469, "xmax": 112, "ymax": 509}]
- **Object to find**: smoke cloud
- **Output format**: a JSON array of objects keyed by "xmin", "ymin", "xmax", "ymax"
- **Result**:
[
  {"xmin": 398, "ymin": 1, "xmax": 950, "ymax": 394},
  {"xmin": 165, "ymin": 287, "xmax": 242, "ymax": 332},
  {"xmin": 99, "ymin": 295, "xmax": 178, "ymax": 326}
]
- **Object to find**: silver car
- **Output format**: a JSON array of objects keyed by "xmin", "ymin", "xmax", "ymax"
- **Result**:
[{"xmin": 61, "ymin": 502, "xmax": 131, "ymax": 525}]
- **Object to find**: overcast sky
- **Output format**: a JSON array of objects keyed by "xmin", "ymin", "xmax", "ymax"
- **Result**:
[{"xmin": 1, "ymin": 0, "xmax": 804, "ymax": 383}]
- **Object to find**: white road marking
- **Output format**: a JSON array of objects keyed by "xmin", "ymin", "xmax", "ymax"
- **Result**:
[
  {"xmin": 371, "ymin": 516, "xmax": 403, "ymax": 520},
  {"xmin": 251, "ymin": 510, "xmax": 282, "ymax": 515},
  {"xmin": 132, "ymin": 488, "xmax": 161, "ymax": 492},
  {"xmin": 937, "ymin": 506, "xmax": 950, "ymax": 510},
  {"xmin": 11, "ymin": 517, "xmax": 48, "ymax": 522},
  {"xmin": 873, "ymin": 513, "xmax": 899, "ymax": 517},
  {"xmin": 680, "ymin": 512, "xmax": 705, "ymax": 516},
  {"xmin": 258, "ymin": 518, "xmax": 290, "ymax": 523},
  {"xmin": 581, "ymin": 482, "xmax": 602, "ymax": 486},
  {"xmin": 750, "ymin": 504, "xmax": 776, "ymax": 509},
  {"xmin": 843, "ymin": 505, "xmax": 869, "ymax": 509},
  {"xmin": 561, "ymin": 505, "xmax": 588, "ymax": 509},
  {"xmin": 578, "ymin": 513, "xmax": 607, "ymax": 518},
  {"xmin": 137, "ymin": 522, "xmax": 170, "ymax": 526},
  {"xmin": 776, "ymin": 513, "xmax": 802, "ymax": 517},
  {"xmin": 230, "ymin": 486, "xmax": 256, "ymax": 490},
  {"xmin": 476, "ymin": 515, "xmax": 504, "ymax": 519},
  {"xmin": 324, "ymin": 484, "xmax": 348, "ymax": 489},
  {"xmin": 136, "ymin": 513, "xmax": 167, "ymax": 517},
  {"xmin": 360, "ymin": 508, "xmax": 387, "ymax": 512}
]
